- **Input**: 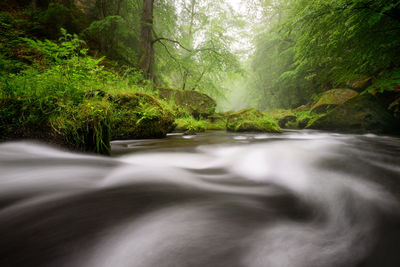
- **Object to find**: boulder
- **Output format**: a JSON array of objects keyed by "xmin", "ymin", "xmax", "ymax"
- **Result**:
[
  {"xmin": 293, "ymin": 105, "xmax": 309, "ymax": 112},
  {"xmin": 307, "ymin": 94, "xmax": 400, "ymax": 134},
  {"xmin": 157, "ymin": 88, "xmax": 216, "ymax": 118},
  {"xmin": 346, "ymin": 77, "xmax": 372, "ymax": 91},
  {"xmin": 311, "ymin": 89, "xmax": 359, "ymax": 113},
  {"xmin": 226, "ymin": 109, "xmax": 281, "ymax": 133},
  {"xmin": 268, "ymin": 109, "xmax": 297, "ymax": 128},
  {"xmin": 112, "ymin": 92, "xmax": 175, "ymax": 140}
]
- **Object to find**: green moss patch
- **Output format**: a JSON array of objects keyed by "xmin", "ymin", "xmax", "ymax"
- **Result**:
[
  {"xmin": 112, "ymin": 92, "xmax": 175, "ymax": 140},
  {"xmin": 311, "ymin": 89, "xmax": 359, "ymax": 113},
  {"xmin": 50, "ymin": 100, "xmax": 112, "ymax": 154},
  {"xmin": 307, "ymin": 94, "xmax": 400, "ymax": 134},
  {"xmin": 226, "ymin": 109, "xmax": 281, "ymax": 133},
  {"xmin": 175, "ymin": 116, "xmax": 208, "ymax": 135},
  {"xmin": 267, "ymin": 109, "xmax": 297, "ymax": 128},
  {"xmin": 158, "ymin": 87, "xmax": 216, "ymax": 118}
]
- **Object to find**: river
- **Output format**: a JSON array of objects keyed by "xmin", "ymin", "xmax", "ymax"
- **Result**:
[{"xmin": 0, "ymin": 130, "xmax": 399, "ymax": 267}]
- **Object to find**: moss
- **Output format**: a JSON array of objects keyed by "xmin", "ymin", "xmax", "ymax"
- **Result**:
[
  {"xmin": 157, "ymin": 87, "xmax": 216, "ymax": 118},
  {"xmin": 346, "ymin": 77, "xmax": 372, "ymax": 91},
  {"xmin": 111, "ymin": 92, "xmax": 175, "ymax": 140},
  {"xmin": 311, "ymin": 89, "xmax": 359, "ymax": 113},
  {"xmin": 292, "ymin": 110, "xmax": 325, "ymax": 129},
  {"xmin": 226, "ymin": 108, "xmax": 281, "ymax": 133},
  {"xmin": 206, "ymin": 113, "xmax": 227, "ymax": 130},
  {"xmin": 0, "ymin": 97, "xmax": 113, "ymax": 154},
  {"xmin": 50, "ymin": 100, "xmax": 112, "ymax": 154},
  {"xmin": 293, "ymin": 105, "xmax": 309, "ymax": 112},
  {"xmin": 175, "ymin": 116, "xmax": 208, "ymax": 134},
  {"xmin": 267, "ymin": 109, "xmax": 297, "ymax": 128},
  {"xmin": 0, "ymin": 96, "xmax": 55, "ymax": 141},
  {"xmin": 307, "ymin": 94, "xmax": 400, "ymax": 134},
  {"xmin": 0, "ymin": 91, "xmax": 176, "ymax": 153}
]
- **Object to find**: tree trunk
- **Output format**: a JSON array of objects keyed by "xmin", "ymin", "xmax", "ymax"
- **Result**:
[
  {"xmin": 139, "ymin": 0, "xmax": 155, "ymax": 81},
  {"xmin": 117, "ymin": 0, "xmax": 123, "ymax": 15}
]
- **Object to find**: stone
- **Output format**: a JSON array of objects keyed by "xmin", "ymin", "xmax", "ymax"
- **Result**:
[
  {"xmin": 311, "ymin": 89, "xmax": 359, "ymax": 113},
  {"xmin": 307, "ymin": 94, "xmax": 400, "ymax": 134},
  {"xmin": 157, "ymin": 88, "xmax": 216, "ymax": 118},
  {"xmin": 226, "ymin": 109, "xmax": 281, "ymax": 133},
  {"xmin": 112, "ymin": 92, "xmax": 175, "ymax": 140}
]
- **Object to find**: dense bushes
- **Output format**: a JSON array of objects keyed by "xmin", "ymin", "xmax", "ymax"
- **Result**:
[
  {"xmin": 0, "ymin": 31, "xmax": 174, "ymax": 154},
  {"xmin": 247, "ymin": 0, "xmax": 400, "ymax": 112}
]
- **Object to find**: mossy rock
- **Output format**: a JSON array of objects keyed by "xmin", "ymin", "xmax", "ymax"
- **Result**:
[
  {"xmin": 0, "ymin": 97, "xmax": 55, "ymax": 142},
  {"xmin": 346, "ymin": 77, "xmax": 372, "ymax": 91},
  {"xmin": 226, "ymin": 108, "xmax": 281, "ymax": 133},
  {"xmin": 174, "ymin": 117, "xmax": 207, "ymax": 134},
  {"xmin": 311, "ymin": 89, "xmax": 359, "ymax": 113},
  {"xmin": 112, "ymin": 92, "xmax": 175, "ymax": 140},
  {"xmin": 293, "ymin": 105, "xmax": 309, "ymax": 112},
  {"xmin": 206, "ymin": 113, "xmax": 227, "ymax": 130},
  {"xmin": 0, "ymin": 97, "xmax": 113, "ymax": 154},
  {"xmin": 50, "ymin": 100, "xmax": 112, "ymax": 155},
  {"xmin": 227, "ymin": 108, "xmax": 263, "ymax": 120},
  {"xmin": 268, "ymin": 109, "xmax": 297, "ymax": 128},
  {"xmin": 208, "ymin": 113, "xmax": 227, "ymax": 122},
  {"xmin": 307, "ymin": 94, "xmax": 400, "ymax": 134},
  {"xmin": 157, "ymin": 88, "xmax": 216, "ymax": 118},
  {"xmin": 297, "ymin": 118, "xmax": 310, "ymax": 129}
]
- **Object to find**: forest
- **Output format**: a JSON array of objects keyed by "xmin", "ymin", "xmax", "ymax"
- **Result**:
[
  {"xmin": 1, "ymin": 1, "xmax": 400, "ymax": 267},
  {"xmin": 0, "ymin": 0, "xmax": 399, "ymax": 153}
]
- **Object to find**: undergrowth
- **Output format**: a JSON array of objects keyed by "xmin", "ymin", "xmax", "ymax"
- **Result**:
[{"xmin": 0, "ymin": 29, "xmax": 160, "ymax": 154}]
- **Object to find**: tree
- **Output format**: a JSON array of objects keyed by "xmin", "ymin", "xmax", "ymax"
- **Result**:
[
  {"xmin": 139, "ymin": 0, "xmax": 155, "ymax": 80},
  {"xmin": 153, "ymin": 0, "xmax": 242, "ymax": 97},
  {"xmin": 245, "ymin": 0, "xmax": 400, "ymax": 110}
]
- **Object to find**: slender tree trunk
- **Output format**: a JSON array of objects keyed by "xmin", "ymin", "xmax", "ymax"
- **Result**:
[
  {"xmin": 117, "ymin": 0, "xmax": 123, "ymax": 15},
  {"xmin": 32, "ymin": 0, "xmax": 37, "ymax": 9},
  {"xmin": 182, "ymin": 71, "xmax": 188, "ymax": 90},
  {"xmin": 139, "ymin": 0, "xmax": 155, "ymax": 81},
  {"xmin": 180, "ymin": 0, "xmax": 196, "ymax": 89}
]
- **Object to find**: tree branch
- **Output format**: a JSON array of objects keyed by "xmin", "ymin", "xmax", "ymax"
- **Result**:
[
  {"xmin": 152, "ymin": 37, "xmax": 192, "ymax": 51},
  {"xmin": 155, "ymin": 39, "xmax": 184, "ymax": 78},
  {"xmin": 152, "ymin": 29, "xmax": 222, "ymax": 56}
]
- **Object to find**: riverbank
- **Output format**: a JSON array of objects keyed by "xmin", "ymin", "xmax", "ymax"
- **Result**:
[{"xmin": 1, "ymin": 14, "xmax": 399, "ymax": 154}]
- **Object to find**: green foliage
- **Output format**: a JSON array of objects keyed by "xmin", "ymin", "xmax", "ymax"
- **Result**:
[
  {"xmin": 364, "ymin": 69, "xmax": 400, "ymax": 94},
  {"xmin": 154, "ymin": 0, "xmax": 242, "ymax": 99},
  {"xmin": 50, "ymin": 100, "xmax": 112, "ymax": 154},
  {"xmin": 0, "ymin": 31, "xmax": 162, "ymax": 153},
  {"xmin": 226, "ymin": 109, "xmax": 281, "ymax": 133},
  {"xmin": 135, "ymin": 102, "xmax": 159, "ymax": 125},
  {"xmin": 82, "ymin": 15, "xmax": 139, "ymax": 65},
  {"xmin": 24, "ymin": 2, "xmax": 82, "ymax": 39},
  {"xmin": 247, "ymin": 0, "xmax": 400, "ymax": 111},
  {"xmin": 111, "ymin": 92, "xmax": 175, "ymax": 140},
  {"xmin": 0, "ymin": 12, "xmax": 31, "ymax": 75},
  {"xmin": 22, "ymin": 28, "xmax": 88, "ymax": 65},
  {"xmin": 175, "ymin": 116, "xmax": 208, "ymax": 134}
]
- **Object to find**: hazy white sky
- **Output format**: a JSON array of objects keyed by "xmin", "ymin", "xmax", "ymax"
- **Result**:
[{"xmin": 229, "ymin": 0, "xmax": 245, "ymax": 12}]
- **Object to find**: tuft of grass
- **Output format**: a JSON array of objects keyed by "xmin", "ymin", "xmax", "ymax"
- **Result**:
[
  {"xmin": 226, "ymin": 109, "xmax": 281, "ymax": 133},
  {"xmin": 175, "ymin": 116, "xmax": 208, "ymax": 134},
  {"xmin": 0, "ymin": 31, "xmax": 174, "ymax": 154}
]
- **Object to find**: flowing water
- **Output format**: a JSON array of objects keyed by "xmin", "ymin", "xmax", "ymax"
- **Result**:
[{"xmin": 0, "ymin": 130, "xmax": 399, "ymax": 267}]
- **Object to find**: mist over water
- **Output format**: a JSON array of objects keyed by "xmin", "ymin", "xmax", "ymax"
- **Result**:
[{"xmin": 0, "ymin": 131, "xmax": 399, "ymax": 267}]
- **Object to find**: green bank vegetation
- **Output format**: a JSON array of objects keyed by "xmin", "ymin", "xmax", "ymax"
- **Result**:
[{"xmin": 0, "ymin": 0, "xmax": 399, "ymax": 154}]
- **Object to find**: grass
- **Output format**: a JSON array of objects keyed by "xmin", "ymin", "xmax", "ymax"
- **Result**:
[
  {"xmin": 0, "ymin": 32, "xmax": 174, "ymax": 154},
  {"xmin": 226, "ymin": 109, "xmax": 281, "ymax": 133},
  {"xmin": 175, "ymin": 116, "xmax": 208, "ymax": 134}
]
